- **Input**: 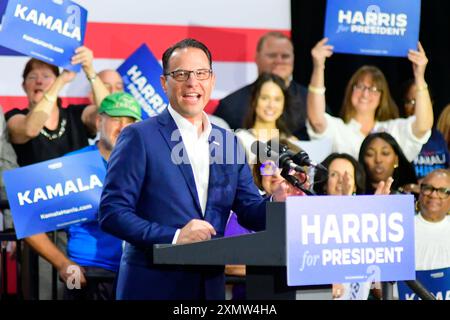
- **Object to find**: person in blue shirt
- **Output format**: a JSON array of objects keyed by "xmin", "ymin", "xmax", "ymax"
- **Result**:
[{"xmin": 24, "ymin": 92, "xmax": 142, "ymax": 299}]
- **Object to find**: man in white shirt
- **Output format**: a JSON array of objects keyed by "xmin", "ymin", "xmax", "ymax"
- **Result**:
[{"xmin": 415, "ymin": 169, "xmax": 450, "ymax": 270}]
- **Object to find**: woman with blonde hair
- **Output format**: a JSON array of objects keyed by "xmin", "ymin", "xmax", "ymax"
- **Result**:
[{"xmin": 306, "ymin": 38, "xmax": 433, "ymax": 162}]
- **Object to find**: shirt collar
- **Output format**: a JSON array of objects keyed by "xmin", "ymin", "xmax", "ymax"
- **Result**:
[{"xmin": 168, "ymin": 105, "xmax": 212, "ymax": 139}]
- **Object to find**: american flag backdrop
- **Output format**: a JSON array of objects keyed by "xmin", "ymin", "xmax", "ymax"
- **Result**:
[{"xmin": 0, "ymin": 0, "xmax": 291, "ymax": 114}]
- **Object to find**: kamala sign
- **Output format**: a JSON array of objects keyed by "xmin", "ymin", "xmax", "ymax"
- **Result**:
[
  {"xmin": 286, "ymin": 195, "xmax": 416, "ymax": 286},
  {"xmin": 0, "ymin": 0, "xmax": 87, "ymax": 71},
  {"xmin": 3, "ymin": 150, "xmax": 105, "ymax": 238}
]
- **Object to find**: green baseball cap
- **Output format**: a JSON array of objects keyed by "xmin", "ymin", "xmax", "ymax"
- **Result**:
[{"xmin": 99, "ymin": 92, "xmax": 142, "ymax": 121}]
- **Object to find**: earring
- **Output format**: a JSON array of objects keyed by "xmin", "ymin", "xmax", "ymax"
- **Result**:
[
  {"xmin": 415, "ymin": 200, "xmax": 420, "ymax": 213},
  {"xmin": 394, "ymin": 163, "xmax": 399, "ymax": 169}
]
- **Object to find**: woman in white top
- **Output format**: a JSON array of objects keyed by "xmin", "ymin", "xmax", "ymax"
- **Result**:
[
  {"xmin": 306, "ymin": 38, "xmax": 433, "ymax": 162},
  {"xmin": 236, "ymin": 73, "xmax": 298, "ymax": 164}
]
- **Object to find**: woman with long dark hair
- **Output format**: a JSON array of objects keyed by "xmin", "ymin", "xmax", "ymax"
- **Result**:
[
  {"xmin": 359, "ymin": 132, "xmax": 417, "ymax": 194},
  {"xmin": 236, "ymin": 72, "xmax": 298, "ymax": 163}
]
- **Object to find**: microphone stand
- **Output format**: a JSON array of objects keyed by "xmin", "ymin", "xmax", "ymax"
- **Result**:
[{"xmin": 280, "ymin": 166, "xmax": 315, "ymax": 195}]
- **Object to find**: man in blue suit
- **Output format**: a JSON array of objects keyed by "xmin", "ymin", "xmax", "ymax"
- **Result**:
[{"xmin": 99, "ymin": 38, "xmax": 292, "ymax": 300}]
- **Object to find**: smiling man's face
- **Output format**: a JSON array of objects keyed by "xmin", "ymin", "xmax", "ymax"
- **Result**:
[{"xmin": 160, "ymin": 47, "xmax": 215, "ymax": 124}]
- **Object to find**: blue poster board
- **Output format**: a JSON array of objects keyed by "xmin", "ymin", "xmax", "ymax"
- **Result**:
[
  {"xmin": 0, "ymin": 0, "xmax": 87, "ymax": 71},
  {"xmin": 286, "ymin": 195, "xmax": 416, "ymax": 286},
  {"xmin": 398, "ymin": 267, "xmax": 450, "ymax": 300},
  {"xmin": 324, "ymin": 0, "xmax": 421, "ymax": 57},
  {"xmin": 117, "ymin": 44, "xmax": 169, "ymax": 119},
  {"xmin": 3, "ymin": 150, "xmax": 106, "ymax": 238}
]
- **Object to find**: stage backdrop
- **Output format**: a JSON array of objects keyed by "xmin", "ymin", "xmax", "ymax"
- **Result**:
[{"xmin": 0, "ymin": 0, "xmax": 290, "ymax": 114}]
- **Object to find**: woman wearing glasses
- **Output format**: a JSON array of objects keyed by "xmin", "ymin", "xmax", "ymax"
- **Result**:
[
  {"xmin": 306, "ymin": 38, "xmax": 433, "ymax": 162},
  {"xmin": 415, "ymin": 169, "xmax": 450, "ymax": 271},
  {"xmin": 5, "ymin": 47, "xmax": 109, "ymax": 166}
]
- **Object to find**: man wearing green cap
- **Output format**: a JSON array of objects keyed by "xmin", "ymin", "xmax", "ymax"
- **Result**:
[{"xmin": 24, "ymin": 92, "xmax": 142, "ymax": 300}]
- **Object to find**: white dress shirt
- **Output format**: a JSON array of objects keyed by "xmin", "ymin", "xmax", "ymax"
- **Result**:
[{"xmin": 168, "ymin": 106, "xmax": 212, "ymax": 243}]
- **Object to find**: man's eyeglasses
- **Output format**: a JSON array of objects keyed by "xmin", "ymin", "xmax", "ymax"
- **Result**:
[
  {"xmin": 420, "ymin": 183, "xmax": 450, "ymax": 199},
  {"xmin": 352, "ymin": 84, "xmax": 382, "ymax": 95},
  {"xmin": 164, "ymin": 69, "xmax": 212, "ymax": 82}
]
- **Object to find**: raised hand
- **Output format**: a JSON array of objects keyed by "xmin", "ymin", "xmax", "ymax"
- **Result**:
[
  {"xmin": 60, "ymin": 69, "xmax": 77, "ymax": 84},
  {"xmin": 311, "ymin": 38, "xmax": 334, "ymax": 68},
  {"xmin": 408, "ymin": 42, "xmax": 428, "ymax": 80},
  {"xmin": 341, "ymin": 171, "xmax": 354, "ymax": 196},
  {"xmin": 374, "ymin": 177, "xmax": 394, "ymax": 195},
  {"xmin": 71, "ymin": 46, "xmax": 95, "ymax": 77}
]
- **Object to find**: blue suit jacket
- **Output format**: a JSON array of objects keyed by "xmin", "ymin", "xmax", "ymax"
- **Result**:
[{"xmin": 99, "ymin": 109, "xmax": 267, "ymax": 300}]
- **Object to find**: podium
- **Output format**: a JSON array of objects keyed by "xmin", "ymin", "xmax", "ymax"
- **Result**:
[{"xmin": 153, "ymin": 202, "xmax": 331, "ymax": 300}]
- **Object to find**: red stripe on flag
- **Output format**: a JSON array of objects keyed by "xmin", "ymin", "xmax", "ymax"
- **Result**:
[
  {"xmin": 0, "ymin": 97, "xmax": 90, "ymax": 114},
  {"xmin": 1, "ymin": 96, "xmax": 219, "ymax": 115},
  {"xmin": 85, "ymin": 23, "xmax": 290, "ymax": 62},
  {"xmin": 205, "ymin": 99, "xmax": 219, "ymax": 114}
]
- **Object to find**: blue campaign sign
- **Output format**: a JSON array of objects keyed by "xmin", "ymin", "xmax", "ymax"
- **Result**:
[
  {"xmin": 398, "ymin": 267, "xmax": 450, "ymax": 300},
  {"xmin": 286, "ymin": 195, "xmax": 415, "ymax": 286},
  {"xmin": 0, "ymin": 0, "xmax": 87, "ymax": 71},
  {"xmin": 3, "ymin": 150, "xmax": 106, "ymax": 239},
  {"xmin": 324, "ymin": 0, "xmax": 421, "ymax": 57},
  {"xmin": 117, "ymin": 44, "xmax": 169, "ymax": 119}
]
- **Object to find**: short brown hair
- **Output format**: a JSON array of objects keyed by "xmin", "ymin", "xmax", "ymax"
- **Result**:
[
  {"xmin": 162, "ymin": 38, "xmax": 212, "ymax": 75},
  {"xmin": 22, "ymin": 58, "xmax": 60, "ymax": 83},
  {"xmin": 256, "ymin": 31, "xmax": 291, "ymax": 53}
]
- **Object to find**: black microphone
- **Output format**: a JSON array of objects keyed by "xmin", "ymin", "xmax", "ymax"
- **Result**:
[
  {"xmin": 292, "ymin": 150, "xmax": 328, "ymax": 172},
  {"xmin": 250, "ymin": 140, "xmax": 305, "ymax": 173}
]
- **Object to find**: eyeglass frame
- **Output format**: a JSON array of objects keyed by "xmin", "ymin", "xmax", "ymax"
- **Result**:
[
  {"xmin": 420, "ymin": 183, "xmax": 450, "ymax": 199},
  {"xmin": 164, "ymin": 68, "xmax": 213, "ymax": 82},
  {"xmin": 352, "ymin": 83, "xmax": 382, "ymax": 95}
]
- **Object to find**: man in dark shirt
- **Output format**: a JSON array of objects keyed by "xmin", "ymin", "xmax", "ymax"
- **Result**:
[{"xmin": 214, "ymin": 31, "xmax": 309, "ymax": 140}]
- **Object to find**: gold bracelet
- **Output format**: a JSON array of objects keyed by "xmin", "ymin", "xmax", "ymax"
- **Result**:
[
  {"xmin": 43, "ymin": 93, "xmax": 56, "ymax": 103},
  {"xmin": 416, "ymin": 83, "xmax": 428, "ymax": 92},
  {"xmin": 308, "ymin": 84, "xmax": 326, "ymax": 95}
]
